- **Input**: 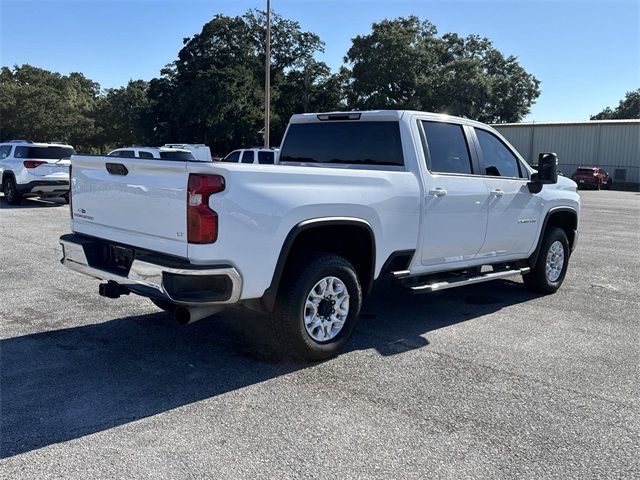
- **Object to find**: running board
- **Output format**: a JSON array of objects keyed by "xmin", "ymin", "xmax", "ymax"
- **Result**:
[{"xmin": 408, "ymin": 267, "xmax": 530, "ymax": 293}]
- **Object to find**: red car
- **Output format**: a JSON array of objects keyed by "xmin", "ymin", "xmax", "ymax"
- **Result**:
[{"xmin": 571, "ymin": 166, "xmax": 612, "ymax": 190}]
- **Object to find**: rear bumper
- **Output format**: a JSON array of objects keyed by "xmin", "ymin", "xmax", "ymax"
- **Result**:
[
  {"xmin": 59, "ymin": 234, "xmax": 242, "ymax": 306},
  {"xmin": 572, "ymin": 178, "xmax": 599, "ymax": 188},
  {"xmin": 19, "ymin": 180, "xmax": 69, "ymax": 195}
]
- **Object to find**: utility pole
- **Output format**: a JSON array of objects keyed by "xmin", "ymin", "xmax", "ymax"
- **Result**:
[{"xmin": 264, "ymin": 0, "xmax": 271, "ymax": 148}]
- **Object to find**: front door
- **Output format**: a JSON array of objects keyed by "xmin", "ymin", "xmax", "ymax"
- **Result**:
[{"xmin": 473, "ymin": 128, "xmax": 542, "ymax": 257}]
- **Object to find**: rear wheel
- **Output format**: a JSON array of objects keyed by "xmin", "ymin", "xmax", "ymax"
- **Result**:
[
  {"xmin": 3, "ymin": 176, "xmax": 22, "ymax": 205},
  {"xmin": 523, "ymin": 227, "xmax": 570, "ymax": 294},
  {"xmin": 62, "ymin": 193, "xmax": 70, "ymax": 204},
  {"xmin": 271, "ymin": 253, "xmax": 362, "ymax": 361}
]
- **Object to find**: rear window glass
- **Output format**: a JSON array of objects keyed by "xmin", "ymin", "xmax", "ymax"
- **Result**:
[
  {"xmin": 14, "ymin": 146, "xmax": 76, "ymax": 159},
  {"xmin": 258, "ymin": 151, "xmax": 275, "ymax": 164},
  {"xmin": 159, "ymin": 151, "xmax": 194, "ymax": 160},
  {"xmin": 279, "ymin": 121, "xmax": 404, "ymax": 167},
  {"xmin": 222, "ymin": 151, "xmax": 241, "ymax": 163},
  {"xmin": 577, "ymin": 168, "xmax": 596, "ymax": 173}
]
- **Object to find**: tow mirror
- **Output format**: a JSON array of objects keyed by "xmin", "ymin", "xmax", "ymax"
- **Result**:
[{"xmin": 528, "ymin": 152, "xmax": 558, "ymax": 193}]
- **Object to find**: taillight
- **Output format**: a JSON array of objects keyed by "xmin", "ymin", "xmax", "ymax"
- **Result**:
[
  {"xmin": 23, "ymin": 160, "xmax": 47, "ymax": 169},
  {"xmin": 187, "ymin": 174, "xmax": 225, "ymax": 244}
]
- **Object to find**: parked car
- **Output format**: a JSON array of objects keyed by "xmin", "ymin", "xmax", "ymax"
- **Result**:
[
  {"xmin": 221, "ymin": 147, "xmax": 278, "ymax": 165},
  {"xmin": 570, "ymin": 166, "xmax": 612, "ymax": 190},
  {"xmin": 163, "ymin": 144, "xmax": 212, "ymax": 162},
  {"xmin": 60, "ymin": 110, "xmax": 580, "ymax": 361},
  {"xmin": 0, "ymin": 140, "xmax": 75, "ymax": 205},
  {"xmin": 108, "ymin": 146, "xmax": 195, "ymax": 160}
]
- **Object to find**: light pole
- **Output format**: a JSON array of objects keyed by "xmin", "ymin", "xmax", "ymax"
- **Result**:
[{"xmin": 264, "ymin": 0, "xmax": 271, "ymax": 148}]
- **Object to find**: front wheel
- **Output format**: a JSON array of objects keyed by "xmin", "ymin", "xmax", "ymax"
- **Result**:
[
  {"xmin": 523, "ymin": 227, "xmax": 570, "ymax": 294},
  {"xmin": 3, "ymin": 176, "xmax": 23, "ymax": 205},
  {"xmin": 271, "ymin": 253, "xmax": 362, "ymax": 361}
]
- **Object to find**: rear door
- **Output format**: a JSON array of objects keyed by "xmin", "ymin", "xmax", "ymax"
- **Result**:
[
  {"xmin": 71, "ymin": 155, "xmax": 190, "ymax": 257},
  {"xmin": 419, "ymin": 120, "xmax": 490, "ymax": 267},
  {"xmin": 472, "ymin": 127, "xmax": 542, "ymax": 257}
]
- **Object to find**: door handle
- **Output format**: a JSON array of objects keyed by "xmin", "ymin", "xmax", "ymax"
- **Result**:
[
  {"xmin": 428, "ymin": 188, "xmax": 447, "ymax": 197},
  {"xmin": 491, "ymin": 189, "xmax": 504, "ymax": 198}
]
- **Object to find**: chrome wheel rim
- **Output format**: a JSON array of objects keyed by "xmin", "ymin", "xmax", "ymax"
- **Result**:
[
  {"xmin": 303, "ymin": 276, "xmax": 350, "ymax": 342},
  {"xmin": 545, "ymin": 240, "xmax": 565, "ymax": 282}
]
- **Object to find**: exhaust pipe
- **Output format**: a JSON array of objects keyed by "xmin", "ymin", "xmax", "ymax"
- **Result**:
[
  {"xmin": 98, "ymin": 281, "xmax": 129, "ymax": 299},
  {"xmin": 173, "ymin": 305, "xmax": 226, "ymax": 325}
]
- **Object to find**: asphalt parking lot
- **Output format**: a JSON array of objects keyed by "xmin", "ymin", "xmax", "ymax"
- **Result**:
[{"xmin": 0, "ymin": 190, "xmax": 638, "ymax": 479}]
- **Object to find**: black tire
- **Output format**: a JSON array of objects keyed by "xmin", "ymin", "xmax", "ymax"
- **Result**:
[
  {"xmin": 523, "ymin": 227, "xmax": 570, "ymax": 294},
  {"xmin": 62, "ymin": 193, "xmax": 70, "ymax": 204},
  {"xmin": 3, "ymin": 176, "xmax": 23, "ymax": 205},
  {"xmin": 271, "ymin": 252, "xmax": 362, "ymax": 361},
  {"xmin": 150, "ymin": 298, "xmax": 177, "ymax": 313}
]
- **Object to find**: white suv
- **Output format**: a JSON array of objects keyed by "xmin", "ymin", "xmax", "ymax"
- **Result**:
[
  {"xmin": 221, "ymin": 147, "xmax": 278, "ymax": 164},
  {"xmin": 0, "ymin": 140, "xmax": 75, "ymax": 205},
  {"xmin": 107, "ymin": 146, "xmax": 195, "ymax": 160}
]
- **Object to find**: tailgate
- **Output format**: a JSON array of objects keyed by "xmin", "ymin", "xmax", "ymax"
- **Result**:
[
  {"xmin": 34, "ymin": 158, "xmax": 70, "ymax": 180},
  {"xmin": 71, "ymin": 155, "xmax": 189, "ymax": 258}
]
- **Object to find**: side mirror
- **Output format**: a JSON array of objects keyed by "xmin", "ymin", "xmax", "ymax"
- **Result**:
[{"xmin": 528, "ymin": 152, "xmax": 558, "ymax": 193}]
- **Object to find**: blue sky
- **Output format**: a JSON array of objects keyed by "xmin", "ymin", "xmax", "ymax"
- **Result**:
[{"xmin": 1, "ymin": 0, "xmax": 638, "ymax": 121}]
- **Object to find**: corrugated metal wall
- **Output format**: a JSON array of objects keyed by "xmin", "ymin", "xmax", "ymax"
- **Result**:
[{"xmin": 493, "ymin": 121, "xmax": 640, "ymax": 188}]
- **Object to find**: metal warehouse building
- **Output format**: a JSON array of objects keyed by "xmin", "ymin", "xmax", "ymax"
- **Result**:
[{"xmin": 492, "ymin": 120, "xmax": 640, "ymax": 190}]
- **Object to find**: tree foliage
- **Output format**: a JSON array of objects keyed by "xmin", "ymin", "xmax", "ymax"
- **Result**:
[
  {"xmin": 590, "ymin": 89, "xmax": 640, "ymax": 120},
  {"xmin": 146, "ymin": 10, "xmax": 342, "ymax": 153},
  {"xmin": 344, "ymin": 16, "xmax": 541, "ymax": 123},
  {"xmin": 1, "ymin": 12, "xmax": 543, "ymax": 153},
  {"xmin": 0, "ymin": 65, "xmax": 99, "ymax": 149}
]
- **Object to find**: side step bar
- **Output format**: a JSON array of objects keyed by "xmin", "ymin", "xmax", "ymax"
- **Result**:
[{"xmin": 408, "ymin": 267, "xmax": 530, "ymax": 293}]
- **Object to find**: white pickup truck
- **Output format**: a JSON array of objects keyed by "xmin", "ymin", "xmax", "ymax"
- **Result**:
[{"xmin": 60, "ymin": 110, "xmax": 580, "ymax": 360}]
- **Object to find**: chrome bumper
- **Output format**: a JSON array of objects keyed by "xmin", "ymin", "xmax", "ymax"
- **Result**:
[{"xmin": 60, "ymin": 236, "xmax": 242, "ymax": 306}]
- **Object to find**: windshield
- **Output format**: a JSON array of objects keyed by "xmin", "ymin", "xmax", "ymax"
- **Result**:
[
  {"xmin": 159, "ymin": 151, "xmax": 194, "ymax": 160},
  {"xmin": 14, "ymin": 146, "xmax": 76, "ymax": 159}
]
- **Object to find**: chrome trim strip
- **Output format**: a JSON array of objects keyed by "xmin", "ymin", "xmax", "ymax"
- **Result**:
[
  {"xmin": 391, "ymin": 270, "xmax": 411, "ymax": 279},
  {"xmin": 60, "ymin": 237, "xmax": 242, "ymax": 306},
  {"xmin": 410, "ymin": 267, "xmax": 530, "ymax": 292}
]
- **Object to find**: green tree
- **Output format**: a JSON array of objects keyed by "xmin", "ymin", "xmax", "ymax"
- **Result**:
[
  {"xmin": 0, "ymin": 65, "xmax": 99, "ymax": 149},
  {"xmin": 343, "ymin": 16, "xmax": 540, "ymax": 123},
  {"xmin": 94, "ymin": 80, "xmax": 150, "ymax": 150},
  {"xmin": 591, "ymin": 89, "xmax": 640, "ymax": 120},
  {"xmin": 147, "ymin": 10, "xmax": 330, "ymax": 154}
]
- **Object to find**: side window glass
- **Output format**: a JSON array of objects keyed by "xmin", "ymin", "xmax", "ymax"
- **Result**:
[
  {"xmin": 14, "ymin": 146, "xmax": 27, "ymax": 158},
  {"xmin": 241, "ymin": 151, "xmax": 254, "ymax": 163},
  {"xmin": 0, "ymin": 145, "xmax": 12, "ymax": 158},
  {"xmin": 119, "ymin": 150, "xmax": 135, "ymax": 158},
  {"xmin": 138, "ymin": 151, "xmax": 154, "ymax": 159},
  {"xmin": 475, "ymin": 129, "xmax": 522, "ymax": 178},
  {"xmin": 421, "ymin": 121, "xmax": 473, "ymax": 174},
  {"xmin": 258, "ymin": 151, "xmax": 275, "ymax": 164}
]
